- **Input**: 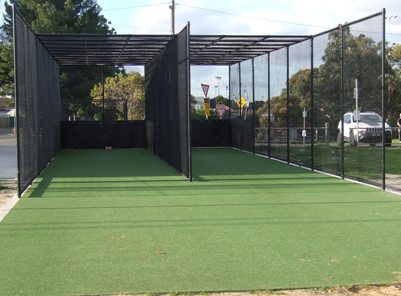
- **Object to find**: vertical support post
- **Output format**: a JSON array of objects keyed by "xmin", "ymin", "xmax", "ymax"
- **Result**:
[
  {"xmin": 238, "ymin": 63, "xmax": 242, "ymax": 120},
  {"xmin": 310, "ymin": 37, "xmax": 314, "ymax": 171},
  {"xmin": 101, "ymin": 67, "xmax": 105, "ymax": 121},
  {"xmin": 13, "ymin": 5, "xmax": 22, "ymax": 197},
  {"xmin": 340, "ymin": 25, "xmax": 345, "ymax": 179},
  {"xmin": 382, "ymin": 9, "xmax": 386, "ymax": 190},
  {"xmin": 186, "ymin": 22, "xmax": 192, "ymax": 182},
  {"xmin": 268, "ymin": 53, "xmax": 271, "ymax": 158},
  {"xmin": 228, "ymin": 65, "xmax": 231, "ymax": 120},
  {"xmin": 228, "ymin": 65, "xmax": 232, "ymax": 148},
  {"xmin": 170, "ymin": 0, "xmax": 175, "ymax": 35},
  {"xmin": 286, "ymin": 46, "xmax": 290, "ymax": 164},
  {"xmin": 252, "ymin": 58, "xmax": 255, "ymax": 154}
]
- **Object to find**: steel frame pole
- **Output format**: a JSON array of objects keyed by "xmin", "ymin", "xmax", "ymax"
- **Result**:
[
  {"xmin": 252, "ymin": 58, "xmax": 255, "ymax": 154},
  {"xmin": 310, "ymin": 37, "xmax": 314, "ymax": 171},
  {"xmin": 268, "ymin": 53, "xmax": 271, "ymax": 158},
  {"xmin": 340, "ymin": 25, "xmax": 345, "ymax": 179},
  {"xmin": 382, "ymin": 9, "xmax": 386, "ymax": 190},
  {"xmin": 286, "ymin": 46, "xmax": 290, "ymax": 164}
]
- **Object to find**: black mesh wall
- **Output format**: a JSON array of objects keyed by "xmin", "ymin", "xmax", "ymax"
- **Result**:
[
  {"xmin": 343, "ymin": 15, "xmax": 384, "ymax": 187},
  {"xmin": 14, "ymin": 8, "xmax": 61, "ymax": 196},
  {"xmin": 288, "ymin": 39, "xmax": 312, "ymax": 167},
  {"xmin": 312, "ymin": 29, "xmax": 342, "ymax": 176},
  {"xmin": 254, "ymin": 54, "xmax": 269, "ymax": 156},
  {"xmin": 227, "ymin": 12, "xmax": 385, "ymax": 190},
  {"xmin": 61, "ymin": 121, "xmax": 146, "ymax": 149},
  {"xmin": 229, "ymin": 61, "xmax": 254, "ymax": 152},
  {"xmin": 145, "ymin": 25, "xmax": 191, "ymax": 179},
  {"xmin": 270, "ymin": 47, "xmax": 288, "ymax": 161}
]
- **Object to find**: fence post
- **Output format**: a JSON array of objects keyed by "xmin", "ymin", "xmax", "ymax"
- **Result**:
[
  {"xmin": 340, "ymin": 25, "xmax": 345, "ymax": 179},
  {"xmin": 382, "ymin": 9, "xmax": 386, "ymax": 190}
]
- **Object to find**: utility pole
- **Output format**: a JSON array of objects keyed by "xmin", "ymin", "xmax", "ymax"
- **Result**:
[
  {"xmin": 169, "ymin": 0, "xmax": 175, "ymax": 34},
  {"xmin": 215, "ymin": 76, "xmax": 221, "ymax": 96}
]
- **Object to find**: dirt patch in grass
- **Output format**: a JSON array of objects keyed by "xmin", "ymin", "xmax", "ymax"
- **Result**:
[
  {"xmin": 112, "ymin": 285, "xmax": 401, "ymax": 296},
  {"xmin": 0, "ymin": 180, "xmax": 16, "ymax": 208}
]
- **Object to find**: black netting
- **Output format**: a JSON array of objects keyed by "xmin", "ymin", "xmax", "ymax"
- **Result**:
[
  {"xmin": 343, "ymin": 16, "xmax": 384, "ymax": 187},
  {"xmin": 288, "ymin": 40, "xmax": 312, "ymax": 167},
  {"xmin": 270, "ymin": 47, "xmax": 288, "ymax": 161},
  {"xmin": 227, "ymin": 12, "xmax": 385, "ymax": 190},
  {"xmin": 230, "ymin": 60, "xmax": 253, "ymax": 152},
  {"xmin": 312, "ymin": 29, "xmax": 342, "ymax": 176},
  {"xmin": 229, "ymin": 64, "xmax": 239, "ymax": 120},
  {"xmin": 254, "ymin": 54, "xmax": 269, "ymax": 156},
  {"xmin": 14, "ymin": 8, "xmax": 61, "ymax": 196},
  {"xmin": 145, "ymin": 25, "xmax": 191, "ymax": 179}
]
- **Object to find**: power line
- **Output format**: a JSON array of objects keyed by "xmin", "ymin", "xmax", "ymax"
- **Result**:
[
  {"xmin": 148, "ymin": 11, "xmax": 169, "ymax": 33},
  {"xmin": 102, "ymin": 2, "xmax": 170, "ymax": 12},
  {"xmin": 176, "ymin": 3, "xmax": 329, "ymax": 29}
]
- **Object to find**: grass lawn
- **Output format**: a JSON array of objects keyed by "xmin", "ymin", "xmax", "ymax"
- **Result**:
[
  {"xmin": 261, "ymin": 141, "xmax": 401, "ymax": 183},
  {"xmin": 0, "ymin": 148, "xmax": 401, "ymax": 296}
]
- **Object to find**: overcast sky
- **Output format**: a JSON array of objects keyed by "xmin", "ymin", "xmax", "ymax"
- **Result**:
[{"xmin": 2, "ymin": 0, "xmax": 400, "ymax": 97}]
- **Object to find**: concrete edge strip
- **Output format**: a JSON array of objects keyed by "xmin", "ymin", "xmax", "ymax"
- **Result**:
[{"xmin": 0, "ymin": 194, "xmax": 19, "ymax": 222}]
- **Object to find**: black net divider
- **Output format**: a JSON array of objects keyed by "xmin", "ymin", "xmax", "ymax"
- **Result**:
[
  {"xmin": 228, "ymin": 10, "xmax": 387, "ymax": 190},
  {"xmin": 145, "ymin": 24, "xmax": 191, "ymax": 180},
  {"xmin": 13, "ymin": 7, "xmax": 61, "ymax": 196},
  {"xmin": 61, "ymin": 121, "xmax": 146, "ymax": 149}
]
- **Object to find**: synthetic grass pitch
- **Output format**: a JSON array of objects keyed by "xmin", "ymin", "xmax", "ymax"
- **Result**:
[{"xmin": 0, "ymin": 148, "xmax": 401, "ymax": 296}]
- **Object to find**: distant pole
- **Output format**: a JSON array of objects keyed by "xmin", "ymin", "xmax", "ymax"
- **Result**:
[
  {"xmin": 215, "ymin": 76, "xmax": 221, "ymax": 96},
  {"xmin": 170, "ymin": 0, "xmax": 175, "ymax": 34},
  {"xmin": 355, "ymin": 78, "xmax": 359, "ymax": 145},
  {"xmin": 102, "ymin": 67, "xmax": 105, "ymax": 121}
]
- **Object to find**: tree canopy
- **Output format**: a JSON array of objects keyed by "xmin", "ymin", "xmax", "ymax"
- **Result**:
[
  {"xmin": 0, "ymin": 0, "xmax": 117, "ymax": 102},
  {"xmin": 256, "ymin": 30, "xmax": 400, "ymax": 130},
  {"xmin": 90, "ymin": 72, "xmax": 145, "ymax": 121}
]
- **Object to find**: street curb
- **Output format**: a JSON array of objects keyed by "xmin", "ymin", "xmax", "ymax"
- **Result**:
[{"xmin": 0, "ymin": 194, "xmax": 19, "ymax": 222}]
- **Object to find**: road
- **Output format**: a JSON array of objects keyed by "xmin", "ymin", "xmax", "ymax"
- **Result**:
[{"xmin": 0, "ymin": 128, "xmax": 17, "ymax": 180}]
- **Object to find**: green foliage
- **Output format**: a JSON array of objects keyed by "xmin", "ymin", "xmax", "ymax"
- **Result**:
[
  {"xmin": 191, "ymin": 108, "xmax": 219, "ymax": 120},
  {"xmin": 90, "ymin": 72, "xmax": 145, "ymax": 120},
  {"xmin": 213, "ymin": 95, "xmax": 229, "ymax": 106},
  {"xmin": 0, "ymin": 42, "xmax": 13, "ymax": 96},
  {"xmin": 387, "ymin": 44, "xmax": 401, "ymax": 126},
  {"xmin": 1, "ymin": 0, "xmax": 117, "ymax": 106},
  {"xmin": 259, "ymin": 30, "xmax": 396, "ymax": 131}
]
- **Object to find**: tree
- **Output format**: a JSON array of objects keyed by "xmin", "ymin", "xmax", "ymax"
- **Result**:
[
  {"xmin": 256, "ymin": 29, "xmax": 388, "ymax": 134},
  {"xmin": 90, "ymin": 72, "xmax": 145, "ymax": 121},
  {"xmin": 387, "ymin": 44, "xmax": 401, "ymax": 126},
  {"xmin": 0, "ymin": 42, "xmax": 13, "ymax": 97},
  {"xmin": 0, "ymin": 0, "xmax": 117, "ymax": 110}
]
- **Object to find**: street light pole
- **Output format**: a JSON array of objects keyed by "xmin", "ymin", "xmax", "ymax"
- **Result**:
[
  {"xmin": 215, "ymin": 76, "xmax": 221, "ymax": 96},
  {"xmin": 169, "ymin": 0, "xmax": 175, "ymax": 34}
]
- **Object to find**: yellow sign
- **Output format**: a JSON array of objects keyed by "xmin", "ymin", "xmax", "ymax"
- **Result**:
[
  {"xmin": 237, "ymin": 96, "xmax": 247, "ymax": 108},
  {"xmin": 204, "ymin": 98, "xmax": 210, "ymax": 117}
]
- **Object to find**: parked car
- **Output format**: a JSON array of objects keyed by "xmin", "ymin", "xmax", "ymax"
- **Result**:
[{"xmin": 337, "ymin": 111, "xmax": 392, "ymax": 146}]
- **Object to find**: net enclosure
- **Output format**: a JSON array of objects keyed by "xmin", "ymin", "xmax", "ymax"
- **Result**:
[{"xmin": 13, "ymin": 3, "xmax": 388, "ymax": 195}]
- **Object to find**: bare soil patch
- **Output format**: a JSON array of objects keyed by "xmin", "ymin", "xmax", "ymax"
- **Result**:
[
  {"xmin": 0, "ymin": 180, "xmax": 16, "ymax": 207},
  {"xmin": 113, "ymin": 285, "xmax": 401, "ymax": 296}
]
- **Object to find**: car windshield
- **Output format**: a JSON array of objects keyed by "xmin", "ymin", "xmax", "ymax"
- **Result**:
[{"xmin": 353, "ymin": 114, "xmax": 382, "ymax": 124}]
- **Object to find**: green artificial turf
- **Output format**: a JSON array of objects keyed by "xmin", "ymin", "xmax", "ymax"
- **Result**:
[{"xmin": 1, "ymin": 148, "xmax": 401, "ymax": 296}]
